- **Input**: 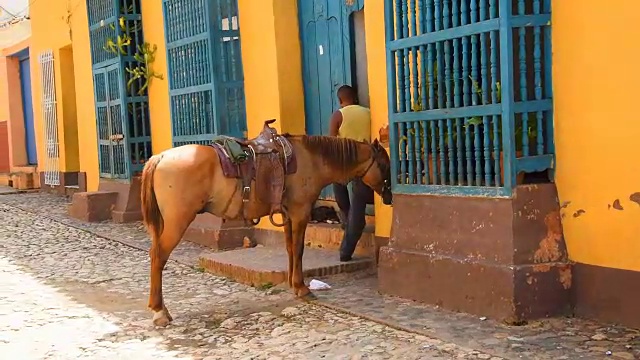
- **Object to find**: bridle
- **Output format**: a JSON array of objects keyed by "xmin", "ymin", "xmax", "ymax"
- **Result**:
[{"xmin": 360, "ymin": 144, "xmax": 392, "ymax": 195}]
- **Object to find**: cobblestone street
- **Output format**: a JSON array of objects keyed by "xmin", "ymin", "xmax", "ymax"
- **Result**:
[
  {"xmin": 1, "ymin": 192, "xmax": 639, "ymax": 360},
  {"xmin": 0, "ymin": 193, "xmax": 496, "ymax": 360}
]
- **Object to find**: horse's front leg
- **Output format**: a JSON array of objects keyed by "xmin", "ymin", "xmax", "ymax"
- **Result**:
[
  {"xmin": 290, "ymin": 208, "xmax": 315, "ymax": 300},
  {"xmin": 285, "ymin": 220, "xmax": 294, "ymax": 288}
]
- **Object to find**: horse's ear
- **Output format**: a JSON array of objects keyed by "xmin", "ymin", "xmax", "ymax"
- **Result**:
[{"xmin": 373, "ymin": 138, "xmax": 380, "ymax": 147}]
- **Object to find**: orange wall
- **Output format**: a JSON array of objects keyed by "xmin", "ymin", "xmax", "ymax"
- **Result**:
[{"xmin": 553, "ymin": 1, "xmax": 640, "ymax": 271}]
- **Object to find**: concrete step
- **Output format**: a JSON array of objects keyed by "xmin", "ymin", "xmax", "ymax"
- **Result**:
[{"xmin": 199, "ymin": 246, "xmax": 372, "ymax": 288}]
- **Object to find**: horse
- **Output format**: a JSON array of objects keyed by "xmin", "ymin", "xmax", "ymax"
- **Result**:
[{"xmin": 140, "ymin": 126, "xmax": 392, "ymax": 327}]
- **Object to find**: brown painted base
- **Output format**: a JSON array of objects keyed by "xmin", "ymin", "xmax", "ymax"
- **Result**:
[
  {"xmin": 68, "ymin": 191, "xmax": 118, "ymax": 222},
  {"xmin": 378, "ymin": 184, "xmax": 572, "ymax": 324},
  {"xmin": 39, "ymin": 171, "xmax": 81, "ymax": 195},
  {"xmin": 98, "ymin": 178, "xmax": 142, "ymax": 223},
  {"xmin": 572, "ymin": 262, "xmax": 640, "ymax": 328},
  {"xmin": 183, "ymin": 214, "xmax": 251, "ymax": 250},
  {"xmin": 68, "ymin": 177, "xmax": 142, "ymax": 223}
]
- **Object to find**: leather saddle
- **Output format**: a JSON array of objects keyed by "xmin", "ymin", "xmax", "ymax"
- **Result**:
[{"xmin": 211, "ymin": 119, "xmax": 297, "ymax": 227}]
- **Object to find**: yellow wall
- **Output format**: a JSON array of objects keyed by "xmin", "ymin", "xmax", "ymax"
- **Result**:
[
  {"xmin": 30, "ymin": 0, "xmax": 95, "ymax": 186},
  {"xmin": 238, "ymin": 0, "xmax": 306, "ymax": 232},
  {"xmin": 364, "ymin": 0, "xmax": 393, "ymax": 238},
  {"xmin": 141, "ymin": 0, "xmax": 172, "ymax": 154},
  {"xmin": 553, "ymin": 1, "xmax": 640, "ymax": 271},
  {"xmin": 30, "ymin": 0, "xmax": 173, "ymax": 191}
]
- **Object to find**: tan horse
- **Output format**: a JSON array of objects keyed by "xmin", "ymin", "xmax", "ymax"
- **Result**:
[{"xmin": 140, "ymin": 133, "xmax": 392, "ymax": 326}]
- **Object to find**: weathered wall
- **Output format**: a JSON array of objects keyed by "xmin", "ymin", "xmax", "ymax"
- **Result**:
[
  {"xmin": 0, "ymin": 39, "xmax": 30, "ymax": 170},
  {"xmin": 552, "ymin": 1, "xmax": 640, "ymax": 327},
  {"xmin": 30, "ymin": 0, "xmax": 90, "ymax": 184},
  {"xmin": 553, "ymin": 2, "xmax": 640, "ymax": 272}
]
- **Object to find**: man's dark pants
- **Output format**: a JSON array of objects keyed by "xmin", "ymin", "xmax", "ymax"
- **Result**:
[{"xmin": 333, "ymin": 179, "xmax": 374, "ymax": 261}]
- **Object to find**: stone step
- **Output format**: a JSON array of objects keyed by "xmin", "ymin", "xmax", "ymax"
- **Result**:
[
  {"xmin": 11, "ymin": 172, "xmax": 38, "ymax": 190},
  {"xmin": 198, "ymin": 246, "xmax": 372, "ymax": 288},
  {"xmin": 0, "ymin": 173, "xmax": 11, "ymax": 187},
  {"xmin": 65, "ymin": 185, "xmax": 80, "ymax": 198},
  {"xmin": 304, "ymin": 223, "xmax": 377, "ymax": 258},
  {"xmin": 11, "ymin": 166, "xmax": 37, "ymax": 174}
]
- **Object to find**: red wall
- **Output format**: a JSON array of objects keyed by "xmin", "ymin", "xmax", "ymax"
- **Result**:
[{"xmin": 0, "ymin": 122, "xmax": 9, "ymax": 173}]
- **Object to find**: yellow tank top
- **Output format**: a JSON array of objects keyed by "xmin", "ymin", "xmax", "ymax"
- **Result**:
[{"xmin": 338, "ymin": 105, "xmax": 371, "ymax": 143}]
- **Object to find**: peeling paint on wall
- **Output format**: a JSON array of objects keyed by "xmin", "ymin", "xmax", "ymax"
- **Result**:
[
  {"xmin": 533, "ymin": 211, "xmax": 564, "ymax": 263},
  {"xmin": 630, "ymin": 193, "xmax": 640, "ymax": 206},
  {"xmin": 572, "ymin": 209, "xmax": 586, "ymax": 218},
  {"xmin": 558, "ymin": 265, "xmax": 572, "ymax": 289},
  {"xmin": 612, "ymin": 199, "xmax": 624, "ymax": 211}
]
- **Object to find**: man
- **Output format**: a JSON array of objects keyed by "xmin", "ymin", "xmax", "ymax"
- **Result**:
[{"xmin": 329, "ymin": 85, "xmax": 374, "ymax": 262}]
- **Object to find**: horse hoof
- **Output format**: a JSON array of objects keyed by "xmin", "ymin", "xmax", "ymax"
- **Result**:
[
  {"xmin": 152, "ymin": 309, "xmax": 172, "ymax": 327},
  {"xmin": 295, "ymin": 286, "xmax": 316, "ymax": 301},
  {"xmin": 299, "ymin": 292, "xmax": 317, "ymax": 302}
]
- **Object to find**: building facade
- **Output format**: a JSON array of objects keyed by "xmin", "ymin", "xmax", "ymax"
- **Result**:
[
  {"xmin": 20, "ymin": 0, "xmax": 640, "ymax": 328},
  {"xmin": 0, "ymin": 6, "xmax": 39, "ymax": 188}
]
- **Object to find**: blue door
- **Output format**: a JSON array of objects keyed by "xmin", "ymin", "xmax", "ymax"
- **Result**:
[
  {"xmin": 299, "ymin": 0, "xmax": 363, "ymax": 200},
  {"xmin": 19, "ymin": 57, "xmax": 37, "ymax": 165}
]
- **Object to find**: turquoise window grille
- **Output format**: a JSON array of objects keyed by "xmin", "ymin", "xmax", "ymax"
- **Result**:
[
  {"xmin": 163, "ymin": 0, "xmax": 247, "ymax": 146},
  {"xmin": 384, "ymin": 0, "xmax": 553, "ymax": 197},
  {"xmin": 87, "ymin": 0, "xmax": 152, "ymax": 179}
]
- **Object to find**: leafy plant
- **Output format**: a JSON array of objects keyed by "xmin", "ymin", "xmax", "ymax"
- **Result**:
[
  {"xmin": 103, "ymin": 16, "xmax": 163, "ymax": 95},
  {"xmin": 125, "ymin": 43, "xmax": 164, "ymax": 95}
]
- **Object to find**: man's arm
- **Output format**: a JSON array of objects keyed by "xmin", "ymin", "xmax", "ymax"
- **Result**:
[{"xmin": 329, "ymin": 110, "xmax": 343, "ymax": 137}]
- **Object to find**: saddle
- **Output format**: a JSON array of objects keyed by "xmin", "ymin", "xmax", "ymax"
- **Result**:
[{"xmin": 211, "ymin": 119, "xmax": 297, "ymax": 227}]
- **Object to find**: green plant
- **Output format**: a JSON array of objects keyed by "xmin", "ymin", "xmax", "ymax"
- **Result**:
[
  {"xmin": 125, "ymin": 43, "xmax": 164, "ymax": 95},
  {"xmin": 399, "ymin": 62, "xmax": 537, "ymax": 157},
  {"xmin": 103, "ymin": 16, "xmax": 163, "ymax": 96}
]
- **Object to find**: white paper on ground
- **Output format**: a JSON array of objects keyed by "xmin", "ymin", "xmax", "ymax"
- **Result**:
[{"xmin": 309, "ymin": 279, "xmax": 331, "ymax": 291}]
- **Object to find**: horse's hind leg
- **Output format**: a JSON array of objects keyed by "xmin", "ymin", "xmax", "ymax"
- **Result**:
[{"xmin": 148, "ymin": 210, "xmax": 196, "ymax": 326}]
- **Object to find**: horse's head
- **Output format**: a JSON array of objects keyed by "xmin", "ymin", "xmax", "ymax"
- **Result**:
[{"xmin": 361, "ymin": 139, "xmax": 393, "ymax": 206}]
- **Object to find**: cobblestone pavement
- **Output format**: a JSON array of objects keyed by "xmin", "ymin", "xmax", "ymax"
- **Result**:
[
  {"xmin": 1, "ymin": 192, "xmax": 639, "ymax": 360},
  {"xmin": 0, "ymin": 194, "xmax": 497, "ymax": 359}
]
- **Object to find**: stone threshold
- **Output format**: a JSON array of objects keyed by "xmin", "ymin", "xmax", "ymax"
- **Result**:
[{"xmin": 199, "ymin": 246, "xmax": 373, "ymax": 287}]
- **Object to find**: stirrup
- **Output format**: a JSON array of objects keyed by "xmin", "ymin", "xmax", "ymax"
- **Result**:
[{"xmin": 268, "ymin": 208, "xmax": 288, "ymax": 227}]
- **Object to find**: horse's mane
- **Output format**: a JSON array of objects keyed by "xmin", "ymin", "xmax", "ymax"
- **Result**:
[{"xmin": 283, "ymin": 134, "xmax": 363, "ymax": 172}]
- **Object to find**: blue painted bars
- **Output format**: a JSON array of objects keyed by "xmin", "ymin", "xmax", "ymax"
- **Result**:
[
  {"xmin": 87, "ymin": 0, "xmax": 152, "ymax": 179},
  {"xmin": 163, "ymin": 0, "xmax": 247, "ymax": 146},
  {"xmin": 384, "ymin": 0, "xmax": 554, "ymax": 197}
]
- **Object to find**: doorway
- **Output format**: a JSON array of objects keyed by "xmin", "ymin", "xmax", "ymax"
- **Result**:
[
  {"xmin": 18, "ymin": 51, "xmax": 37, "ymax": 165},
  {"xmin": 298, "ymin": 0, "xmax": 368, "ymax": 201}
]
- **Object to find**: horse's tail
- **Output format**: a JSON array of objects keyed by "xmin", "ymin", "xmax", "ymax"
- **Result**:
[{"xmin": 141, "ymin": 154, "xmax": 164, "ymax": 243}]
